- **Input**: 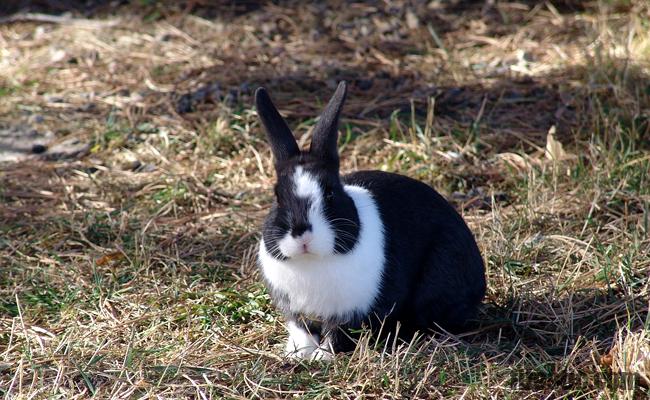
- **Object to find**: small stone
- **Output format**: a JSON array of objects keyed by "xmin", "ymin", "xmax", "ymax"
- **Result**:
[
  {"xmin": 31, "ymin": 144, "xmax": 47, "ymax": 154},
  {"xmin": 128, "ymin": 160, "xmax": 142, "ymax": 171},
  {"xmin": 138, "ymin": 163, "xmax": 157, "ymax": 173}
]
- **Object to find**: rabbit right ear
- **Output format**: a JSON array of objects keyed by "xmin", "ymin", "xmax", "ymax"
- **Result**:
[
  {"xmin": 309, "ymin": 81, "xmax": 347, "ymax": 165},
  {"xmin": 255, "ymin": 87, "xmax": 300, "ymax": 163}
]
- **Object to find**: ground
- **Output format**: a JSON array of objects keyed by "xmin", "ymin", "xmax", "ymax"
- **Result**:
[{"xmin": 0, "ymin": 1, "xmax": 649, "ymax": 399}]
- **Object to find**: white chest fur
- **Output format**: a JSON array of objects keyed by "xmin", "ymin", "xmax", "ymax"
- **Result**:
[{"xmin": 258, "ymin": 185, "xmax": 385, "ymax": 320}]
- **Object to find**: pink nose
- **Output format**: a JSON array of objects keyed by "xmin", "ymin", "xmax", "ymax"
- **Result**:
[{"xmin": 298, "ymin": 232, "xmax": 313, "ymax": 252}]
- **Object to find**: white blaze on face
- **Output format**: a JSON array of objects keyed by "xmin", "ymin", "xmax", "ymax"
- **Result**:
[
  {"xmin": 277, "ymin": 166, "xmax": 335, "ymax": 258},
  {"xmin": 294, "ymin": 166, "xmax": 321, "ymax": 200}
]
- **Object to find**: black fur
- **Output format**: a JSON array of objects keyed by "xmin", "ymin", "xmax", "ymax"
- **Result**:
[
  {"xmin": 255, "ymin": 87, "xmax": 299, "ymax": 164},
  {"xmin": 255, "ymin": 82, "xmax": 486, "ymax": 355},
  {"xmin": 336, "ymin": 170, "xmax": 485, "ymax": 349},
  {"xmin": 310, "ymin": 82, "xmax": 347, "ymax": 165}
]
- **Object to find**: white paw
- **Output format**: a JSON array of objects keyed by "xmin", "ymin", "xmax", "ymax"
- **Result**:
[
  {"xmin": 284, "ymin": 321, "xmax": 319, "ymax": 360},
  {"xmin": 284, "ymin": 340, "xmax": 318, "ymax": 359},
  {"xmin": 310, "ymin": 347, "xmax": 334, "ymax": 362}
]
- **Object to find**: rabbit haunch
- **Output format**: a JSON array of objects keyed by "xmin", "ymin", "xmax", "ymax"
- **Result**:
[{"xmin": 259, "ymin": 165, "xmax": 385, "ymax": 320}]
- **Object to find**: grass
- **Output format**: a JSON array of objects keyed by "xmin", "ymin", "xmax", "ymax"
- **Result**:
[{"xmin": 1, "ymin": 0, "xmax": 649, "ymax": 398}]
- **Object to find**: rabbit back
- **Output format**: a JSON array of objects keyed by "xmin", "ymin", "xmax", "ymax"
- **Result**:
[{"xmin": 342, "ymin": 170, "xmax": 486, "ymax": 332}]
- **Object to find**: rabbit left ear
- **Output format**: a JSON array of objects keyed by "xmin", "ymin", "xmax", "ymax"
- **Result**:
[
  {"xmin": 310, "ymin": 81, "xmax": 347, "ymax": 164},
  {"xmin": 256, "ymin": 87, "xmax": 300, "ymax": 163}
]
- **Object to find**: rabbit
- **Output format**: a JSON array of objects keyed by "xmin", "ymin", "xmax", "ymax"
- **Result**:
[{"xmin": 255, "ymin": 81, "xmax": 486, "ymax": 361}]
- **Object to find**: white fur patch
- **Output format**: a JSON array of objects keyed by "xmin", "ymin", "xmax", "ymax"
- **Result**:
[
  {"xmin": 293, "ymin": 166, "xmax": 320, "ymax": 199},
  {"xmin": 285, "ymin": 320, "xmax": 319, "ymax": 359},
  {"xmin": 277, "ymin": 167, "xmax": 335, "ymax": 258},
  {"xmin": 259, "ymin": 184, "xmax": 385, "ymax": 320}
]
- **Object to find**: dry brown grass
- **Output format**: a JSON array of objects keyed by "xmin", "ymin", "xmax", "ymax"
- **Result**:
[{"xmin": 1, "ymin": 1, "xmax": 649, "ymax": 398}]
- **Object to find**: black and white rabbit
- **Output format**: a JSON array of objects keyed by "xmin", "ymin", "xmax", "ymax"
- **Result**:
[{"xmin": 255, "ymin": 82, "xmax": 486, "ymax": 360}]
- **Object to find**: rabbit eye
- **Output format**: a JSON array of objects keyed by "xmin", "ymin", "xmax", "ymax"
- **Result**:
[{"xmin": 325, "ymin": 188, "xmax": 334, "ymax": 200}]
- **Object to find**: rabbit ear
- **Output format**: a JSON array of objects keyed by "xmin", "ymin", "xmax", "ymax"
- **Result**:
[
  {"xmin": 310, "ymin": 81, "xmax": 347, "ymax": 164},
  {"xmin": 255, "ymin": 87, "xmax": 300, "ymax": 163}
]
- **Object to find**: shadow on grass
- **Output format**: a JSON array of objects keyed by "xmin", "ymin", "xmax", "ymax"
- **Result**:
[
  {"xmin": 477, "ymin": 290, "xmax": 648, "ymax": 352},
  {"xmin": 0, "ymin": 0, "xmax": 267, "ymax": 17},
  {"xmin": 172, "ymin": 52, "xmax": 649, "ymax": 148},
  {"xmin": 0, "ymin": 0, "xmax": 591, "ymax": 18}
]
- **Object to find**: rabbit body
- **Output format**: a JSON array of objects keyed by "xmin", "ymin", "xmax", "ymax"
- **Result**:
[{"xmin": 255, "ymin": 82, "xmax": 486, "ymax": 360}]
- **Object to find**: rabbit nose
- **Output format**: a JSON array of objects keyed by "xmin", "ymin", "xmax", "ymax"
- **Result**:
[{"xmin": 291, "ymin": 223, "xmax": 312, "ymax": 237}]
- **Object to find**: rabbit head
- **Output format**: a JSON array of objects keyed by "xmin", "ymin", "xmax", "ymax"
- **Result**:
[{"xmin": 255, "ymin": 82, "xmax": 360, "ymax": 260}]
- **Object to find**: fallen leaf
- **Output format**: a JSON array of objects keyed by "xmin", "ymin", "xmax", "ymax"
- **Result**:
[
  {"xmin": 545, "ymin": 125, "xmax": 575, "ymax": 162},
  {"xmin": 496, "ymin": 152, "xmax": 531, "ymax": 172},
  {"xmin": 96, "ymin": 252, "xmax": 124, "ymax": 266}
]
